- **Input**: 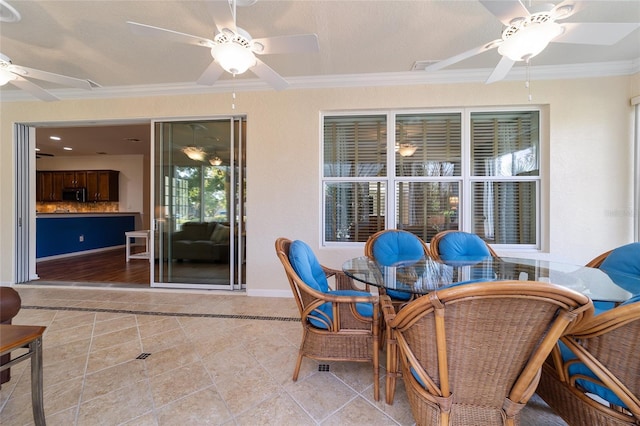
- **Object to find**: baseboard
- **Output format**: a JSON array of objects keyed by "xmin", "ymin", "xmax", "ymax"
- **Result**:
[
  {"xmin": 36, "ymin": 245, "xmax": 125, "ymax": 262},
  {"xmin": 246, "ymin": 288, "xmax": 293, "ymax": 298}
]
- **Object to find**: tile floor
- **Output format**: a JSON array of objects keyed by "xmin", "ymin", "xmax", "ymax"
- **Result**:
[{"xmin": 0, "ymin": 285, "xmax": 567, "ymax": 425}]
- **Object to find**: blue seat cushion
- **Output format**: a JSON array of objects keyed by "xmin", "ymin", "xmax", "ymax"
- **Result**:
[
  {"xmin": 385, "ymin": 288, "xmax": 412, "ymax": 301},
  {"xmin": 621, "ymin": 294, "xmax": 640, "ymax": 306},
  {"xmin": 308, "ymin": 289, "xmax": 374, "ymax": 329},
  {"xmin": 600, "ymin": 243, "xmax": 640, "ymax": 294},
  {"xmin": 439, "ymin": 232, "xmax": 491, "ymax": 261},
  {"xmin": 289, "ymin": 240, "xmax": 329, "ymax": 293},
  {"xmin": 558, "ymin": 341, "xmax": 627, "ymax": 408},
  {"xmin": 593, "ymin": 301, "xmax": 616, "ymax": 315},
  {"xmin": 410, "ymin": 366, "xmax": 427, "ymax": 389},
  {"xmin": 372, "ymin": 232, "xmax": 425, "ymax": 266}
]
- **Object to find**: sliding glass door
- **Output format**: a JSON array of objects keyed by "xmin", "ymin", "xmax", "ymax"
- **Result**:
[{"xmin": 152, "ymin": 117, "xmax": 245, "ymax": 289}]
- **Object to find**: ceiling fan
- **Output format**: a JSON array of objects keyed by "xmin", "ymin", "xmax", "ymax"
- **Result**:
[
  {"xmin": 0, "ymin": 53, "xmax": 93, "ymax": 101},
  {"xmin": 127, "ymin": 0, "xmax": 319, "ymax": 91},
  {"xmin": 421, "ymin": 0, "xmax": 640, "ymax": 83}
]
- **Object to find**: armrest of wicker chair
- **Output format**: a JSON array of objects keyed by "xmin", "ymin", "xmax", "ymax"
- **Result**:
[{"xmin": 538, "ymin": 298, "xmax": 640, "ymax": 425}]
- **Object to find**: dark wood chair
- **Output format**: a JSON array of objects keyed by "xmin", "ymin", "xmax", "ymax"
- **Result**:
[{"xmin": 0, "ymin": 286, "xmax": 22, "ymax": 388}]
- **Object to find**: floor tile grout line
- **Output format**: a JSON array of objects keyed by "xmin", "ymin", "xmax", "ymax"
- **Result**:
[{"xmin": 21, "ymin": 306, "xmax": 299, "ymax": 322}]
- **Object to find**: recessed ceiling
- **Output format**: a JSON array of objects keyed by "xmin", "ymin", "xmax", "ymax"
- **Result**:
[{"xmin": 36, "ymin": 124, "xmax": 151, "ymax": 157}]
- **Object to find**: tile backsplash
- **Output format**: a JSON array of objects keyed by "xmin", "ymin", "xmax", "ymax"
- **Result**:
[{"xmin": 36, "ymin": 202, "xmax": 120, "ymax": 213}]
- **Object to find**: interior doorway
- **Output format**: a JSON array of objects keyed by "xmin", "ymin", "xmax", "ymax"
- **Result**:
[{"xmin": 15, "ymin": 117, "xmax": 246, "ymax": 290}]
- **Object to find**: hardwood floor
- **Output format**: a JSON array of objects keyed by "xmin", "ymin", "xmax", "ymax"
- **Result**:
[{"xmin": 36, "ymin": 247, "xmax": 150, "ymax": 285}]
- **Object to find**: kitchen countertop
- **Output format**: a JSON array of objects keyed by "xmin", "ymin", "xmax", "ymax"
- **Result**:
[{"xmin": 36, "ymin": 212, "xmax": 140, "ymax": 218}]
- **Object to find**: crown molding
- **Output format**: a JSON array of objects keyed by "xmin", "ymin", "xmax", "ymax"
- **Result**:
[{"xmin": 1, "ymin": 59, "xmax": 638, "ymax": 103}]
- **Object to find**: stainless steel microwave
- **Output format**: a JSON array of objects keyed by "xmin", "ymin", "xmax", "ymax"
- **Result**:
[{"xmin": 62, "ymin": 187, "xmax": 87, "ymax": 202}]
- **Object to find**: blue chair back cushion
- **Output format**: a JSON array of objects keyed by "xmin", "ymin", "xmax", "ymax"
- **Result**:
[
  {"xmin": 600, "ymin": 242, "xmax": 640, "ymax": 294},
  {"xmin": 558, "ymin": 341, "xmax": 627, "ymax": 408},
  {"xmin": 372, "ymin": 231, "xmax": 425, "ymax": 266},
  {"xmin": 288, "ymin": 240, "xmax": 329, "ymax": 293},
  {"xmin": 438, "ymin": 232, "xmax": 491, "ymax": 261}
]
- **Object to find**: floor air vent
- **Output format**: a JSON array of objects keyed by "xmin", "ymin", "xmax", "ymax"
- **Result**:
[
  {"xmin": 318, "ymin": 364, "xmax": 330, "ymax": 371},
  {"xmin": 136, "ymin": 353, "xmax": 151, "ymax": 360}
]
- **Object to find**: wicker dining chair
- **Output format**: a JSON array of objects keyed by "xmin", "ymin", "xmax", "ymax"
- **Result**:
[
  {"xmin": 429, "ymin": 230, "xmax": 498, "ymax": 261},
  {"xmin": 381, "ymin": 280, "xmax": 593, "ymax": 425},
  {"xmin": 537, "ymin": 295, "xmax": 640, "ymax": 425},
  {"xmin": 274, "ymin": 237, "xmax": 380, "ymax": 401},
  {"xmin": 586, "ymin": 242, "xmax": 640, "ymax": 293},
  {"xmin": 364, "ymin": 229, "xmax": 429, "ymax": 303}
]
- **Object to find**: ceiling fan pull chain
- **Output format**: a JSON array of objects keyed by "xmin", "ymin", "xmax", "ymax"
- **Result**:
[
  {"xmin": 232, "ymin": 74, "xmax": 237, "ymax": 110},
  {"xmin": 525, "ymin": 59, "xmax": 532, "ymax": 102}
]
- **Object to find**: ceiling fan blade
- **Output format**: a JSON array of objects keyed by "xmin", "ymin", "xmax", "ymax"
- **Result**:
[
  {"xmin": 554, "ymin": 22, "xmax": 640, "ymax": 45},
  {"xmin": 485, "ymin": 56, "xmax": 516, "ymax": 84},
  {"xmin": 10, "ymin": 65, "xmax": 92, "ymax": 90},
  {"xmin": 196, "ymin": 60, "xmax": 225, "ymax": 85},
  {"xmin": 480, "ymin": 0, "xmax": 530, "ymax": 26},
  {"xmin": 207, "ymin": 0, "xmax": 236, "ymax": 33},
  {"xmin": 551, "ymin": 0, "xmax": 582, "ymax": 20},
  {"xmin": 127, "ymin": 21, "xmax": 214, "ymax": 48},
  {"xmin": 423, "ymin": 40, "xmax": 502, "ymax": 72},
  {"xmin": 10, "ymin": 75, "xmax": 58, "ymax": 101},
  {"xmin": 252, "ymin": 34, "xmax": 319, "ymax": 55},
  {"xmin": 250, "ymin": 58, "xmax": 289, "ymax": 91}
]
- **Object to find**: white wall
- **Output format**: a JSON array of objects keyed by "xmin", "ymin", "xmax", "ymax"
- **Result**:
[{"xmin": 1, "ymin": 74, "xmax": 638, "ymax": 293}]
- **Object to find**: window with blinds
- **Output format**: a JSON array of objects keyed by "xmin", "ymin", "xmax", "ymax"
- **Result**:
[{"xmin": 322, "ymin": 109, "xmax": 541, "ymax": 248}]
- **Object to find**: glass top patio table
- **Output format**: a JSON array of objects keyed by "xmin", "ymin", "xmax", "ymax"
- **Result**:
[{"xmin": 342, "ymin": 256, "xmax": 639, "ymax": 303}]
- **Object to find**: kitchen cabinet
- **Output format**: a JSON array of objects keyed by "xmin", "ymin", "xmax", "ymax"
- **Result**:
[
  {"xmin": 63, "ymin": 171, "xmax": 87, "ymax": 188},
  {"xmin": 36, "ymin": 171, "xmax": 64, "ymax": 201},
  {"xmin": 86, "ymin": 170, "xmax": 119, "ymax": 201}
]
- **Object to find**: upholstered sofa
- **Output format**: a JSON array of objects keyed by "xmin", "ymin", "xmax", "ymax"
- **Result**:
[{"xmin": 171, "ymin": 221, "xmax": 231, "ymax": 263}]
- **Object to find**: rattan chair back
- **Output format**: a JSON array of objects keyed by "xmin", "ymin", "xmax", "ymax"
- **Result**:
[
  {"xmin": 275, "ymin": 237, "xmax": 380, "ymax": 401},
  {"xmin": 538, "ymin": 300, "xmax": 640, "ymax": 425},
  {"xmin": 364, "ymin": 229, "xmax": 430, "ymax": 260},
  {"xmin": 429, "ymin": 230, "xmax": 498, "ymax": 261},
  {"xmin": 382, "ymin": 280, "xmax": 593, "ymax": 425}
]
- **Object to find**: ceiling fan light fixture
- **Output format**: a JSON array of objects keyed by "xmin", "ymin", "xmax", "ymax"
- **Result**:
[
  {"xmin": 398, "ymin": 143, "xmax": 417, "ymax": 157},
  {"xmin": 182, "ymin": 146, "xmax": 207, "ymax": 162},
  {"xmin": 209, "ymin": 155, "xmax": 223, "ymax": 166},
  {"xmin": 211, "ymin": 41, "xmax": 256, "ymax": 75},
  {"xmin": 498, "ymin": 21, "xmax": 564, "ymax": 62}
]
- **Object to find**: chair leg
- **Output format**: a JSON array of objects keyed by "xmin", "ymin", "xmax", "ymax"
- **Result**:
[
  {"xmin": 385, "ymin": 330, "xmax": 399, "ymax": 404},
  {"xmin": 292, "ymin": 352, "xmax": 304, "ymax": 381}
]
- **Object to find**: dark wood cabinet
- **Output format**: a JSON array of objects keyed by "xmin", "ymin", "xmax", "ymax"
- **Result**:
[
  {"xmin": 37, "ymin": 169, "xmax": 118, "ymax": 202},
  {"xmin": 86, "ymin": 170, "xmax": 119, "ymax": 201},
  {"xmin": 36, "ymin": 171, "xmax": 64, "ymax": 201},
  {"xmin": 62, "ymin": 171, "xmax": 87, "ymax": 188}
]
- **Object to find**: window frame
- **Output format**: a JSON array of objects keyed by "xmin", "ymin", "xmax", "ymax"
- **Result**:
[{"xmin": 321, "ymin": 107, "xmax": 544, "ymax": 250}]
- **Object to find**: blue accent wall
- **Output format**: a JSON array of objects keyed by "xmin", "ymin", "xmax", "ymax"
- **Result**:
[{"xmin": 37, "ymin": 215, "xmax": 135, "ymax": 258}]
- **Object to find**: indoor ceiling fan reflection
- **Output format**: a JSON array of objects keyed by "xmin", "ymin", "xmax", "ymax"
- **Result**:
[{"xmin": 182, "ymin": 123, "xmax": 208, "ymax": 162}]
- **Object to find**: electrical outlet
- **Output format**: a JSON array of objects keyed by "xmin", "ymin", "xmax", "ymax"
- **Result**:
[{"xmin": 79, "ymin": 235, "xmax": 84, "ymax": 242}]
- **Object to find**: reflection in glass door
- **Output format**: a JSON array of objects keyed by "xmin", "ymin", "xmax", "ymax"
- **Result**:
[{"xmin": 152, "ymin": 117, "xmax": 246, "ymax": 289}]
